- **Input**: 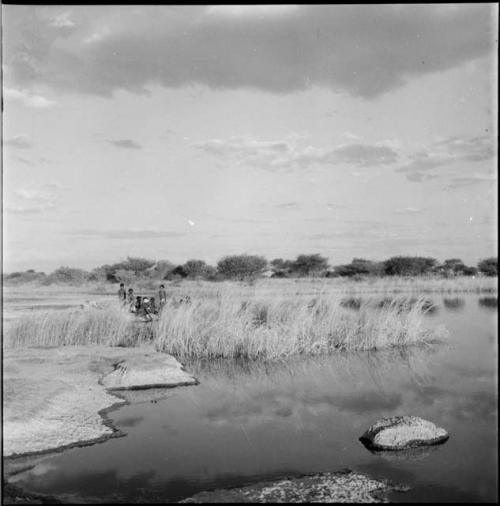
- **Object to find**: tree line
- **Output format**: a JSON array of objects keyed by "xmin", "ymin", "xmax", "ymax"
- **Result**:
[{"xmin": 3, "ymin": 254, "xmax": 498, "ymax": 285}]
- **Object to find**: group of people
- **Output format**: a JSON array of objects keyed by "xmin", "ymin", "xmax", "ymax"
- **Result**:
[{"xmin": 118, "ymin": 283, "xmax": 167, "ymax": 320}]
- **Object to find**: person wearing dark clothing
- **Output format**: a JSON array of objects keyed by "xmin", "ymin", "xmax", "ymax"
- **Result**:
[
  {"xmin": 159, "ymin": 285, "xmax": 167, "ymax": 311},
  {"xmin": 134, "ymin": 296, "xmax": 142, "ymax": 313},
  {"xmin": 118, "ymin": 283, "xmax": 126, "ymax": 304},
  {"xmin": 150, "ymin": 297, "xmax": 157, "ymax": 314}
]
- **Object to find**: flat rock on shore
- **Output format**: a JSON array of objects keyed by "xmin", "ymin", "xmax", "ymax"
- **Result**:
[
  {"xmin": 359, "ymin": 415, "xmax": 449, "ymax": 451},
  {"xmin": 3, "ymin": 345, "xmax": 197, "ymax": 457},
  {"xmin": 180, "ymin": 470, "xmax": 406, "ymax": 503}
]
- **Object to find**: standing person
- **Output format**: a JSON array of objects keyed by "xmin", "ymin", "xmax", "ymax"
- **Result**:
[
  {"xmin": 159, "ymin": 284, "xmax": 167, "ymax": 311},
  {"xmin": 118, "ymin": 283, "xmax": 126, "ymax": 304},
  {"xmin": 127, "ymin": 288, "xmax": 135, "ymax": 311}
]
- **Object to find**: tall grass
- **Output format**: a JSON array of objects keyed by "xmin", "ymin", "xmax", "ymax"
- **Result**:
[
  {"xmin": 154, "ymin": 291, "xmax": 447, "ymax": 360},
  {"xmin": 4, "ymin": 307, "xmax": 153, "ymax": 348},
  {"xmin": 4, "ymin": 288, "xmax": 448, "ymax": 360}
]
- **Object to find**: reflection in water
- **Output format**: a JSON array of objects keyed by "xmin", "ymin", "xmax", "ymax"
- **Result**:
[
  {"xmin": 359, "ymin": 439, "xmax": 445, "ymax": 462},
  {"xmin": 442, "ymin": 297, "xmax": 466, "ymax": 312},
  {"xmin": 478, "ymin": 297, "xmax": 498, "ymax": 309}
]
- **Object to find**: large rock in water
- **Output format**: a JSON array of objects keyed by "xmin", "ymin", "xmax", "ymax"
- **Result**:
[{"xmin": 360, "ymin": 416, "xmax": 449, "ymax": 451}]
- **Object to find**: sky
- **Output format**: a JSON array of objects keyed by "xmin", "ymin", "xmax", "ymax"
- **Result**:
[{"xmin": 2, "ymin": 4, "xmax": 498, "ymax": 273}]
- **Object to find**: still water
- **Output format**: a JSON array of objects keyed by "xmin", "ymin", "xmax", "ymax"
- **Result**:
[{"xmin": 8, "ymin": 295, "xmax": 498, "ymax": 502}]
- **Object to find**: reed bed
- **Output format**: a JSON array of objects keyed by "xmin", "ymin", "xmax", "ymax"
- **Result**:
[
  {"xmin": 4, "ymin": 287, "xmax": 448, "ymax": 360},
  {"xmin": 4, "ymin": 307, "xmax": 153, "ymax": 348},
  {"xmin": 154, "ymin": 292, "xmax": 447, "ymax": 360}
]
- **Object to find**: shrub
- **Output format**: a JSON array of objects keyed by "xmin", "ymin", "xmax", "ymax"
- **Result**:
[
  {"xmin": 46, "ymin": 266, "xmax": 89, "ymax": 285},
  {"xmin": 478, "ymin": 257, "xmax": 497, "ymax": 277},
  {"xmin": 183, "ymin": 259, "xmax": 216, "ymax": 279},
  {"xmin": 217, "ymin": 254, "xmax": 268, "ymax": 280},
  {"xmin": 3, "ymin": 270, "xmax": 47, "ymax": 285},
  {"xmin": 270, "ymin": 258, "xmax": 295, "ymax": 277},
  {"xmin": 384, "ymin": 256, "xmax": 437, "ymax": 276},
  {"xmin": 293, "ymin": 254, "xmax": 329, "ymax": 277}
]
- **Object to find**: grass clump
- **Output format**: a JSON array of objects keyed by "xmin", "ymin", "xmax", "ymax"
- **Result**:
[
  {"xmin": 4, "ymin": 307, "xmax": 153, "ymax": 348},
  {"xmin": 154, "ymin": 291, "xmax": 447, "ymax": 360},
  {"xmin": 5, "ymin": 288, "xmax": 448, "ymax": 361}
]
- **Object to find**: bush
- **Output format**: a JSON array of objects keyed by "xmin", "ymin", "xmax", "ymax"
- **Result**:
[
  {"xmin": 114, "ymin": 269, "xmax": 136, "ymax": 285},
  {"xmin": 270, "ymin": 258, "xmax": 295, "ymax": 277},
  {"xmin": 384, "ymin": 256, "xmax": 437, "ymax": 276},
  {"xmin": 183, "ymin": 259, "xmax": 216, "ymax": 279},
  {"xmin": 293, "ymin": 254, "xmax": 329, "ymax": 277},
  {"xmin": 478, "ymin": 257, "xmax": 497, "ymax": 277},
  {"xmin": 46, "ymin": 266, "xmax": 89, "ymax": 285},
  {"xmin": 217, "ymin": 254, "xmax": 268, "ymax": 280},
  {"xmin": 3, "ymin": 270, "xmax": 47, "ymax": 285}
]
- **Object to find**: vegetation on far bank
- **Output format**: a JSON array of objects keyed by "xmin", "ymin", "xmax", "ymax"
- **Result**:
[
  {"xmin": 3, "ymin": 254, "xmax": 497, "ymax": 287},
  {"xmin": 5, "ymin": 286, "xmax": 448, "ymax": 360}
]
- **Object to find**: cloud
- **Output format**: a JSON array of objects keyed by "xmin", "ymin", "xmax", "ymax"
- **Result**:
[
  {"xmin": 330, "ymin": 144, "xmax": 398, "ymax": 166},
  {"xmin": 394, "ymin": 207, "xmax": 422, "ymax": 214},
  {"xmin": 48, "ymin": 11, "xmax": 75, "ymax": 28},
  {"xmin": 4, "ymin": 87, "xmax": 56, "ymax": 108},
  {"xmin": 6, "ymin": 185, "xmax": 61, "ymax": 214},
  {"xmin": 68, "ymin": 229, "xmax": 185, "ymax": 239},
  {"xmin": 195, "ymin": 135, "xmax": 399, "ymax": 170},
  {"xmin": 3, "ymin": 4, "xmax": 495, "ymax": 99},
  {"xmin": 405, "ymin": 172, "xmax": 439, "ymax": 183},
  {"xmin": 276, "ymin": 202, "xmax": 300, "ymax": 209},
  {"xmin": 444, "ymin": 174, "xmax": 496, "ymax": 189},
  {"xmin": 107, "ymin": 139, "xmax": 142, "ymax": 149},
  {"xmin": 396, "ymin": 134, "xmax": 496, "ymax": 182},
  {"xmin": 4, "ymin": 135, "xmax": 31, "ymax": 149}
]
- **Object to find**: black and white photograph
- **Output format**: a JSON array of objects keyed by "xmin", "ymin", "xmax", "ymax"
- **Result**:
[{"xmin": 2, "ymin": 3, "xmax": 498, "ymax": 503}]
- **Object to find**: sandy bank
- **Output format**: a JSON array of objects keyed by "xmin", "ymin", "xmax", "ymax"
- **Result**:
[{"xmin": 3, "ymin": 345, "xmax": 197, "ymax": 457}]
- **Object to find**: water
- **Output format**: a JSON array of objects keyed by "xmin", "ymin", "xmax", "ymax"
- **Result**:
[{"xmin": 7, "ymin": 295, "xmax": 498, "ymax": 503}]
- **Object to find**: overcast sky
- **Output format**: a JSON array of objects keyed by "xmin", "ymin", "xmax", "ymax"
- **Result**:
[{"xmin": 3, "ymin": 4, "xmax": 498, "ymax": 272}]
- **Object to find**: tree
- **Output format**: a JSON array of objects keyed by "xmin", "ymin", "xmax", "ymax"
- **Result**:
[
  {"xmin": 217, "ymin": 254, "xmax": 267, "ymax": 280},
  {"xmin": 48, "ymin": 266, "xmax": 89, "ymax": 284},
  {"xmin": 146, "ymin": 260, "xmax": 175, "ymax": 279},
  {"xmin": 478, "ymin": 257, "xmax": 497, "ymax": 277},
  {"xmin": 334, "ymin": 258, "xmax": 385, "ymax": 277},
  {"xmin": 114, "ymin": 269, "xmax": 136, "ymax": 285},
  {"xmin": 165, "ymin": 265, "xmax": 188, "ymax": 279},
  {"xmin": 384, "ymin": 256, "xmax": 437, "ymax": 276},
  {"xmin": 183, "ymin": 259, "xmax": 213, "ymax": 279},
  {"xmin": 293, "ymin": 254, "xmax": 329, "ymax": 277},
  {"xmin": 270, "ymin": 258, "xmax": 295, "ymax": 277}
]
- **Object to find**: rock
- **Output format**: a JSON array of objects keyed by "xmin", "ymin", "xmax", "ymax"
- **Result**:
[
  {"xmin": 100, "ymin": 353, "xmax": 198, "ymax": 390},
  {"xmin": 359, "ymin": 415, "xmax": 449, "ymax": 451},
  {"xmin": 3, "ymin": 345, "xmax": 197, "ymax": 457},
  {"xmin": 180, "ymin": 470, "xmax": 407, "ymax": 503}
]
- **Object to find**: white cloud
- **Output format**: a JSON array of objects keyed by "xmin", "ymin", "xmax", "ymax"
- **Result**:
[
  {"xmin": 195, "ymin": 136, "xmax": 399, "ymax": 170},
  {"xmin": 6, "ymin": 186, "xmax": 60, "ymax": 214},
  {"xmin": 48, "ymin": 12, "xmax": 75, "ymax": 28},
  {"xmin": 205, "ymin": 5, "xmax": 300, "ymax": 19},
  {"xmin": 395, "ymin": 134, "xmax": 496, "ymax": 183},
  {"xmin": 394, "ymin": 207, "xmax": 422, "ymax": 215},
  {"xmin": 4, "ymin": 88, "xmax": 56, "ymax": 108}
]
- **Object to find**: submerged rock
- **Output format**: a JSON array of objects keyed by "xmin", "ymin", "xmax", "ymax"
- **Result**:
[
  {"xmin": 359, "ymin": 415, "xmax": 449, "ymax": 451},
  {"xmin": 180, "ymin": 469, "xmax": 407, "ymax": 503}
]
